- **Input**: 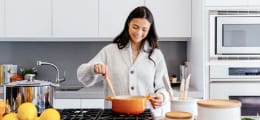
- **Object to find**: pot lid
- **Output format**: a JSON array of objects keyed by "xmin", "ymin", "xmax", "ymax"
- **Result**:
[
  {"xmin": 165, "ymin": 111, "xmax": 192, "ymax": 119},
  {"xmin": 5, "ymin": 80, "xmax": 54, "ymax": 87},
  {"xmin": 197, "ymin": 99, "xmax": 241, "ymax": 108}
]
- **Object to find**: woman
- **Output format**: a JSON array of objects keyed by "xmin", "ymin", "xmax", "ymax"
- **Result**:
[{"xmin": 77, "ymin": 6, "xmax": 170, "ymax": 117}]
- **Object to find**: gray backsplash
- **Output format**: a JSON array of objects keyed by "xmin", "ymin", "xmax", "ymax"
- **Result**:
[{"xmin": 0, "ymin": 40, "xmax": 186, "ymax": 86}]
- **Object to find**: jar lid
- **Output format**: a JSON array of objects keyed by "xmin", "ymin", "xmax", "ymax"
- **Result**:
[
  {"xmin": 165, "ymin": 111, "xmax": 192, "ymax": 119},
  {"xmin": 197, "ymin": 99, "xmax": 241, "ymax": 108}
]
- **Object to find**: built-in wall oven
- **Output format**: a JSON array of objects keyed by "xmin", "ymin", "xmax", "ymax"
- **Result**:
[{"xmin": 210, "ymin": 61, "xmax": 260, "ymax": 117}]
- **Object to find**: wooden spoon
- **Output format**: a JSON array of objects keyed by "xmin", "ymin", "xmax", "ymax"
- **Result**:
[{"xmin": 104, "ymin": 73, "xmax": 116, "ymax": 97}]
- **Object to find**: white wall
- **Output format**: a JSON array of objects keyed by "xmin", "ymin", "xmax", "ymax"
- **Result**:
[{"xmin": 188, "ymin": 0, "xmax": 205, "ymax": 98}]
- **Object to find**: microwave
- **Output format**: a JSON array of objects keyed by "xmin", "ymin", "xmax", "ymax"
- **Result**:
[{"xmin": 210, "ymin": 15, "xmax": 260, "ymax": 57}]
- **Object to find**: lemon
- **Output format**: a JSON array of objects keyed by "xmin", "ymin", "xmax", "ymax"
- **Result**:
[
  {"xmin": 34, "ymin": 116, "xmax": 40, "ymax": 120},
  {"xmin": 39, "ymin": 108, "xmax": 60, "ymax": 120},
  {"xmin": 17, "ymin": 102, "xmax": 37, "ymax": 120},
  {"xmin": 2, "ymin": 112, "xmax": 18, "ymax": 120}
]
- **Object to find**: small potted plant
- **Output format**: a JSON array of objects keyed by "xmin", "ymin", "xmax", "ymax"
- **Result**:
[{"xmin": 20, "ymin": 67, "xmax": 37, "ymax": 81}]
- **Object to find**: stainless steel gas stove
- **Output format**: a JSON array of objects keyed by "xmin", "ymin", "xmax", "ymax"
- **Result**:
[{"xmin": 58, "ymin": 109, "xmax": 153, "ymax": 120}]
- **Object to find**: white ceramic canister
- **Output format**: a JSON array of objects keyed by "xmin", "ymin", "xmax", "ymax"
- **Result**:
[
  {"xmin": 171, "ymin": 97, "xmax": 197, "ymax": 120},
  {"xmin": 165, "ymin": 111, "xmax": 192, "ymax": 120},
  {"xmin": 197, "ymin": 99, "xmax": 241, "ymax": 120}
]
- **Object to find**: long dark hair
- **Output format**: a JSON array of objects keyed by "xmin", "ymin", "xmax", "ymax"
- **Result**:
[{"xmin": 113, "ymin": 6, "xmax": 159, "ymax": 62}]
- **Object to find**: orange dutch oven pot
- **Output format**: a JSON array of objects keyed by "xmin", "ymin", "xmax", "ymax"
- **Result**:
[{"xmin": 105, "ymin": 95, "xmax": 152, "ymax": 115}]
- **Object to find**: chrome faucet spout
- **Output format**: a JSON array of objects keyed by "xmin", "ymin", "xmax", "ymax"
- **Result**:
[{"xmin": 36, "ymin": 60, "xmax": 65, "ymax": 85}]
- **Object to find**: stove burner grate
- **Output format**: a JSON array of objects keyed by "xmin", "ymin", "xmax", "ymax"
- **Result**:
[
  {"xmin": 98, "ymin": 109, "xmax": 153, "ymax": 120},
  {"xmin": 58, "ymin": 109, "xmax": 153, "ymax": 120},
  {"xmin": 59, "ymin": 109, "xmax": 101, "ymax": 120}
]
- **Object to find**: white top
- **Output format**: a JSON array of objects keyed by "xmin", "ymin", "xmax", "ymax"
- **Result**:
[{"xmin": 77, "ymin": 41, "xmax": 170, "ymax": 117}]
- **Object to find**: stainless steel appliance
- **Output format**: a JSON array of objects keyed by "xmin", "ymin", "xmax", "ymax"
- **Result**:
[
  {"xmin": 209, "ymin": 61, "xmax": 260, "ymax": 117},
  {"xmin": 209, "ymin": 14, "xmax": 260, "ymax": 58},
  {"xmin": 5, "ymin": 80, "xmax": 55, "ymax": 113},
  {"xmin": 4, "ymin": 60, "xmax": 65, "ymax": 113},
  {"xmin": 58, "ymin": 108, "xmax": 153, "ymax": 120}
]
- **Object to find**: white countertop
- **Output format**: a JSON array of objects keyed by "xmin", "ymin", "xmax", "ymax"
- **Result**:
[
  {"xmin": 0, "ymin": 85, "xmax": 203, "ymax": 99},
  {"xmin": 55, "ymin": 85, "xmax": 104, "ymax": 99},
  {"xmin": 54, "ymin": 85, "xmax": 203, "ymax": 99}
]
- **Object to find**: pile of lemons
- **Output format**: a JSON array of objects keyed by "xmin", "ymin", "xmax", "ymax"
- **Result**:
[{"xmin": 2, "ymin": 102, "xmax": 60, "ymax": 120}]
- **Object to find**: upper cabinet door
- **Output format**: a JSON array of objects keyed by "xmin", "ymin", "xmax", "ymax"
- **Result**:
[
  {"xmin": 99, "ymin": 0, "xmax": 145, "ymax": 38},
  {"xmin": 205, "ymin": 0, "xmax": 247, "ymax": 6},
  {"xmin": 145, "ymin": 0, "xmax": 191, "ymax": 38},
  {"xmin": 53, "ymin": 0, "xmax": 98, "ymax": 38},
  {"xmin": 248, "ymin": 0, "xmax": 260, "ymax": 6},
  {"xmin": 5, "ymin": 0, "xmax": 51, "ymax": 37},
  {"xmin": 0, "ymin": 0, "xmax": 4, "ymax": 37}
]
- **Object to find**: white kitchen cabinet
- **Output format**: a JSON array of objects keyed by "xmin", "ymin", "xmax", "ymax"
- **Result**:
[
  {"xmin": 0, "ymin": 0, "xmax": 4, "ymax": 37},
  {"xmin": 53, "ymin": 0, "xmax": 98, "ymax": 38},
  {"xmin": 205, "ymin": 0, "xmax": 260, "ymax": 6},
  {"xmin": 248, "ymin": 0, "xmax": 260, "ymax": 6},
  {"xmin": 1, "ymin": 0, "xmax": 191, "ymax": 40},
  {"xmin": 99, "ymin": 0, "xmax": 145, "ymax": 38},
  {"xmin": 145, "ymin": 0, "xmax": 191, "ymax": 38},
  {"xmin": 81, "ymin": 99, "xmax": 104, "ymax": 108},
  {"xmin": 54, "ymin": 99, "xmax": 81, "ymax": 109},
  {"xmin": 4, "ymin": 0, "xmax": 97, "ymax": 38},
  {"xmin": 5, "ymin": 0, "xmax": 51, "ymax": 37},
  {"xmin": 205, "ymin": 0, "xmax": 247, "ymax": 6}
]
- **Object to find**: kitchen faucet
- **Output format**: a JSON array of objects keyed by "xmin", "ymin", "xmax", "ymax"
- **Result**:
[{"xmin": 36, "ymin": 60, "xmax": 65, "ymax": 86}]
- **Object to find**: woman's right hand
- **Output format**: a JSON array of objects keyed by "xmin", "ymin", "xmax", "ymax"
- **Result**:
[{"xmin": 94, "ymin": 64, "xmax": 109, "ymax": 79}]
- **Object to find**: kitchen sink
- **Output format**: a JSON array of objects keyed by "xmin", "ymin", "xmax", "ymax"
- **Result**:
[{"xmin": 55, "ymin": 86, "xmax": 83, "ymax": 91}]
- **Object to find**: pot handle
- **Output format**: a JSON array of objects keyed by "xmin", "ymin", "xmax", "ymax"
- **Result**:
[
  {"xmin": 146, "ymin": 96, "xmax": 152, "ymax": 100},
  {"xmin": 105, "ymin": 96, "xmax": 113, "ymax": 101}
]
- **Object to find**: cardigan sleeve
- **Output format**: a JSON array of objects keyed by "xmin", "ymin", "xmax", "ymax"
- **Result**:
[
  {"xmin": 77, "ymin": 45, "xmax": 109, "ymax": 87},
  {"xmin": 153, "ymin": 49, "xmax": 170, "ymax": 105}
]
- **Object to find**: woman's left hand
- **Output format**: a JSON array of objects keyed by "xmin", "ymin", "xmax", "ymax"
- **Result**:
[{"xmin": 149, "ymin": 93, "xmax": 164, "ymax": 109}]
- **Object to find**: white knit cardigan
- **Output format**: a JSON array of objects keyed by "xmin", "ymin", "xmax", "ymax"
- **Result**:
[{"xmin": 77, "ymin": 41, "xmax": 170, "ymax": 117}]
